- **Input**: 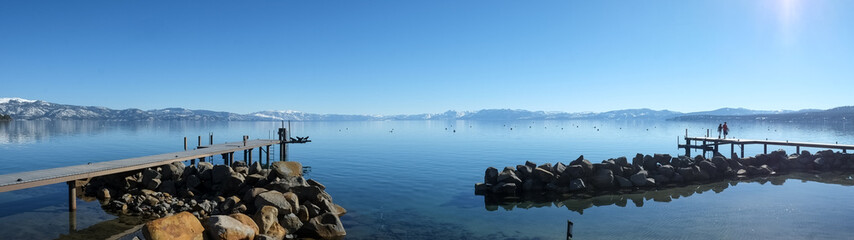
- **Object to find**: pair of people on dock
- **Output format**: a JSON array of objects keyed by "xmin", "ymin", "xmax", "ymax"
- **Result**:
[{"xmin": 717, "ymin": 122, "xmax": 729, "ymax": 139}]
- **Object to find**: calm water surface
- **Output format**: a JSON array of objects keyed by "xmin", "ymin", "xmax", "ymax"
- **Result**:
[{"xmin": 1, "ymin": 120, "xmax": 853, "ymax": 239}]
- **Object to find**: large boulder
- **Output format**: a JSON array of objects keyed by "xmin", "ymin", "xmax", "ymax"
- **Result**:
[
  {"xmin": 302, "ymin": 212, "xmax": 346, "ymax": 239},
  {"xmin": 515, "ymin": 165, "xmax": 533, "ymax": 180},
  {"xmin": 570, "ymin": 155, "xmax": 594, "ymax": 177},
  {"xmin": 271, "ymin": 161, "xmax": 303, "ymax": 179},
  {"xmin": 279, "ymin": 213, "xmax": 303, "ymax": 234},
  {"xmin": 569, "ymin": 178, "xmax": 586, "ymax": 191},
  {"xmin": 143, "ymin": 211, "xmax": 204, "ymax": 240},
  {"xmin": 697, "ymin": 160, "xmax": 718, "ymax": 179},
  {"xmin": 229, "ymin": 213, "xmax": 260, "ymax": 237},
  {"xmin": 533, "ymin": 167, "xmax": 556, "ymax": 183},
  {"xmin": 496, "ymin": 167, "xmax": 522, "ymax": 184},
  {"xmin": 591, "ymin": 168, "xmax": 614, "ymax": 189},
  {"xmin": 565, "ymin": 165, "xmax": 584, "ymax": 179},
  {"xmin": 653, "ymin": 154, "xmax": 672, "ymax": 167},
  {"xmin": 492, "ymin": 182, "xmax": 517, "ymax": 195},
  {"xmin": 552, "ymin": 162, "xmax": 567, "ymax": 176},
  {"xmin": 142, "ymin": 168, "xmax": 162, "ymax": 190},
  {"xmin": 630, "ymin": 170, "xmax": 649, "ymax": 187},
  {"xmin": 254, "ymin": 206, "xmax": 286, "ymax": 240},
  {"xmin": 212, "ymin": 165, "xmax": 234, "ymax": 185},
  {"xmin": 254, "ymin": 191, "xmax": 293, "ymax": 216},
  {"xmin": 206, "ymin": 215, "xmax": 257, "ymax": 240},
  {"xmin": 658, "ymin": 165, "xmax": 675, "ymax": 178},
  {"xmin": 484, "ymin": 167, "xmax": 499, "ymax": 184},
  {"xmin": 615, "ymin": 175, "xmax": 633, "ymax": 188}
]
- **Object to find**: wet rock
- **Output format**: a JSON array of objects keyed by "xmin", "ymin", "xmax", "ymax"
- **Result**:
[
  {"xmin": 615, "ymin": 175, "xmax": 632, "ymax": 188},
  {"xmin": 271, "ymin": 161, "xmax": 303, "ymax": 179},
  {"xmin": 652, "ymin": 174, "xmax": 668, "ymax": 185},
  {"xmin": 474, "ymin": 183, "xmax": 491, "ymax": 195},
  {"xmin": 658, "ymin": 165, "xmax": 675, "ymax": 178},
  {"xmin": 143, "ymin": 211, "xmax": 204, "ymax": 240},
  {"xmin": 565, "ymin": 165, "xmax": 584, "ymax": 179},
  {"xmin": 533, "ymin": 167, "xmax": 556, "ymax": 182},
  {"xmin": 653, "ymin": 154, "xmax": 671, "ymax": 167},
  {"xmin": 307, "ymin": 179, "xmax": 326, "ymax": 190},
  {"xmin": 206, "ymin": 215, "xmax": 257, "ymax": 240},
  {"xmin": 484, "ymin": 167, "xmax": 499, "ymax": 184},
  {"xmin": 492, "ymin": 182, "xmax": 517, "ymax": 195},
  {"xmin": 496, "ymin": 168, "xmax": 522, "ymax": 185},
  {"xmin": 552, "ymin": 162, "xmax": 567, "ymax": 176},
  {"xmin": 570, "ymin": 155, "xmax": 594, "ymax": 177},
  {"xmin": 515, "ymin": 165, "xmax": 532, "ymax": 179},
  {"xmin": 591, "ymin": 168, "xmax": 614, "ymax": 189},
  {"xmin": 569, "ymin": 178, "xmax": 586, "ymax": 191},
  {"xmin": 630, "ymin": 170, "xmax": 649, "ymax": 187},
  {"xmin": 302, "ymin": 213, "xmax": 346, "ymax": 239}
]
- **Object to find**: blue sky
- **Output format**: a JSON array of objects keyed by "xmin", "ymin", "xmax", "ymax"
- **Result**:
[{"xmin": 1, "ymin": 0, "xmax": 852, "ymax": 115}]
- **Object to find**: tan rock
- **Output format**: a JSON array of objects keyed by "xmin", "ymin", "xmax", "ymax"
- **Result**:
[
  {"xmin": 305, "ymin": 212, "xmax": 346, "ymax": 239},
  {"xmin": 332, "ymin": 203, "xmax": 347, "ymax": 217},
  {"xmin": 254, "ymin": 206, "xmax": 287, "ymax": 239},
  {"xmin": 297, "ymin": 205, "xmax": 309, "ymax": 222},
  {"xmin": 229, "ymin": 213, "xmax": 259, "ymax": 236},
  {"xmin": 143, "ymin": 211, "xmax": 204, "ymax": 240},
  {"xmin": 206, "ymin": 215, "xmax": 256, "ymax": 240},
  {"xmin": 271, "ymin": 161, "xmax": 303, "ymax": 178},
  {"xmin": 282, "ymin": 192, "xmax": 299, "ymax": 214}
]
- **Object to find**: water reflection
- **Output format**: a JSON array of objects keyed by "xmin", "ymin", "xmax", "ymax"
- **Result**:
[
  {"xmin": 0, "ymin": 120, "xmax": 232, "ymax": 144},
  {"xmin": 481, "ymin": 171, "xmax": 854, "ymax": 214}
]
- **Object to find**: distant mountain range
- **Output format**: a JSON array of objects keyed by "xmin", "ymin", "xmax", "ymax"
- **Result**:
[{"xmin": 1, "ymin": 97, "xmax": 851, "ymax": 122}]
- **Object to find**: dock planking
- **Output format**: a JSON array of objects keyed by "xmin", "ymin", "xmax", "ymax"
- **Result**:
[
  {"xmin": 0, "ymin": 139, "xmax": 281, "ymax": 193},
  {"xmin": 680, "ymin": 136, "xmax": 854, "ymax": 158}
]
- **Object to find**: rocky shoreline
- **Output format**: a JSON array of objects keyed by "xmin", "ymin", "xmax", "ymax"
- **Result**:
[
  {"xmin": 83, "ymin": 160, "xmax": 346, "ymax": 240},
  {"xmin": 475, "ymin": 149, "xmax": 854, "ymax": 199}
]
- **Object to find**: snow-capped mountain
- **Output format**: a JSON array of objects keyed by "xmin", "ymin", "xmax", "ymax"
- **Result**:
[{"xmin": 1, "ymin": 98, "xmax": 847, "ymax": 122}]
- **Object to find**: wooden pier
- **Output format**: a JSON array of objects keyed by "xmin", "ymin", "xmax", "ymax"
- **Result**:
[
  {"xmin": 0, "ymin": 127, "xmax": 309, "ymax": 212},
  {"xmin": 679, "ymin": 134, "xmax": 854, "ymax": 158}
]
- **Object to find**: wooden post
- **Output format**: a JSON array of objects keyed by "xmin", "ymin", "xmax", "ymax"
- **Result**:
[
  {"xmin": 740, "ymin": 144, "xmax": 745, "ymax": 158},
  {"xmin": 266, "ymin": 145, "xmax": 270, "ymax": 166},
  {"xmin": 567, "ymin": 220, "xmax": 573, "ymax": 240},
  {"xmin": 764, "ymin": 144, "xmax": 767, "ymax": 154},
  {"xmin": 210, "ymin": 133, "xmax": 213, "ymax": 145},
  {"xmin": 67, "ymin": 181, "xmax": 76, "ymax": 211},
  {"xmin": 184, "ymin": 137, "xmax": 187, "ymax": 151},
  {"xmin": 685, "ymin": 139, "xmax": 691, "ymax": 157},
  {"xmin": 198, "ymin": 136, "xmax": 201, "ymax": 148},
  {"xmin": 244, "ymin": 150, "xmax": 248, "ymax": 163},
  {"xmin": 702, "ymin": 140, "xmax": 707, "ymax": 156},
  {"xmin": 796, "ymin": 146, "xmax": 800, "ymax": 153},
  {"xmin": 731, "ymin": 143, "xmax": 734, "ymax": 157},
  {"xmin": 248, "ymin": 149, "xmax": 253, "ymax": 165}
]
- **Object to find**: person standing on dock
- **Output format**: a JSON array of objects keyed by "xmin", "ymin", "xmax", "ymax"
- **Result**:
[
  {"xmin": 722, "ymin": 122, "xmax": 729, "ymax": 139},
  {"xmin": 717, "ymin": 123, "xmax": 723, "ymax": 139}
]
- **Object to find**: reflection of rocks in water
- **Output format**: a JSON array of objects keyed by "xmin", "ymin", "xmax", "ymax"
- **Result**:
[
  {"xmin": 477, "ymin": 150, "xmax": 854, "ymax": 214},
  {"xmin": 342, "ymin": 208, "xmax": 541, "ymax": 240},
  {"xmin": 480, "ymin": 171, "xmax": 854, "ymax": 214},
  {"xmin": 56, "ymin": 215, "xmax": 144, "ymax": 240}
]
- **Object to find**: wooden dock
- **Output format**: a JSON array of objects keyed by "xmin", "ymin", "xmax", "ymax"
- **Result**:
[
  {"xmin": 679, "ymin": 135, "xmax": 854, "ymax": 158},
  {"xmin": 0, "ymin": 126, "xmax": 309, "ymax": 212}
]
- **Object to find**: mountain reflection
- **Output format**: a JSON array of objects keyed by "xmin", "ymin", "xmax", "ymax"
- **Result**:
[
  {"xmin": 0, "ymin": 120, "xmax": 229, "ymax": 144},
  {"xmin": 481, "ymin": 172, "xmax": 854, "ymax": 214}
]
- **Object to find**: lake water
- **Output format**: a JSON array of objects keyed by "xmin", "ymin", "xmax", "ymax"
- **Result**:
[{"xmin": 1, "ymin": 119, "xmax": 854, "ymax": 239}]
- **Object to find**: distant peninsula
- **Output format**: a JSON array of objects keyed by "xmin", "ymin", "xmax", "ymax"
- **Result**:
[{"xmin": 0, "ymin": 97, "xmax": 851, "ymax": 123}]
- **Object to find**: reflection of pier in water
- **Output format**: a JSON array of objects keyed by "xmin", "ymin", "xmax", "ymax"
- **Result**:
[{"xmin": 482, "ymin": 171, "xmax": 854, "ymax": 214}]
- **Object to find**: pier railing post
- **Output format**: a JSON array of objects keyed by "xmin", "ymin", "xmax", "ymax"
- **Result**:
[{"xmin": 184, "ymin": 137, "xmax": 187, "ymax": 151}]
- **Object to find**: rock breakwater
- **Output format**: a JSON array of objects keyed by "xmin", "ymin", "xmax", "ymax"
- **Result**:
[
  {"xmin": 476, "ymin": 149, "xmax": 854, "ymax": 197},
  {"xmin": 83, "ymin": 160, "xmax": 346, "ymax": 240}
]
